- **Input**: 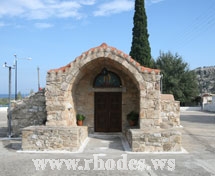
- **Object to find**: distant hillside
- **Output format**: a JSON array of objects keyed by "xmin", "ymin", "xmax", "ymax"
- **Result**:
[{"xmin": 194, "ymin": 66, "xmax": 215, "ymax": 94}]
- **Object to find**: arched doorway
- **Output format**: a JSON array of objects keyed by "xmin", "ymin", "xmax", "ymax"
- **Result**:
[{"xmin": 94, "ymin": 68, "xmax": 122, "ymax": 132}]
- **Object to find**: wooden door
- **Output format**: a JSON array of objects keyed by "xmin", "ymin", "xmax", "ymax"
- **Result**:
[{"xmin": 95, "ymin": 92, "xmax": 122, "ymax": 132}]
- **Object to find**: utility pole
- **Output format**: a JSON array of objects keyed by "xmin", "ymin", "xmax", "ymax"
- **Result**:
[
  {"xmin": 14, "ymin": 54, "xmax": 32, "ymax": 100},
  {"xmin": 3, "ymin": 62, "xmax": 15, "ymax": 138},
  {"xmin": 37, "ymin": 67, "xmax": 40, "ymax": 91},
  {"xmin": 14, "ymin": 56, "xmax": 18, "ymax": 100}
]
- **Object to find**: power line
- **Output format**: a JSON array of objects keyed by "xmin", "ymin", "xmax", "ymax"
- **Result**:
[{"xmin": 173, "ymin": 1, "xmax": 215, "ymax": 49}]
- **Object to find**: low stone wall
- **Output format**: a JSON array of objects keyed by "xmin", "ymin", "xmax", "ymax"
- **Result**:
[
  {"xmin": 0, "ymin": 107, "xmax": 8, "ymax": 111},
  {"xmin": 22, "ymin": 126, "xmax": 88, "ymax": 151},
  {"xmin": 10, "ymin": 90, "xmax": 47, "ymax": 137},
  {"xmin": 160, "ymin": 94, "xmax": 180, "ymax": 128},
  {"xmin": 180, "ymin": 106, "xmax": 201, "ymax": 111},
  {"xmin": 203, "ymin": 103, "xmax": 215, "ymax": 112},
  {"xmin": 126, "ymin": 128, "xmax": 181, "ymax": 152}
]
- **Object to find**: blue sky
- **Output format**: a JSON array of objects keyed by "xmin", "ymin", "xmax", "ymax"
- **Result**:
[{"xmin": 0, "ymin": 0, "xmax": 215, "ymax": 94}]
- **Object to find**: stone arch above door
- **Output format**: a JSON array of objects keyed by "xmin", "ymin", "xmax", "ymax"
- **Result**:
[
  {"xmin": 45, "ymin": 43, "xmax": 161, "ymax": 128},
  {"xmin": 47, "ymin": 43, "xmax": 160, "ymax": 90},
  {"xmin": 72, "ymin": 58, "xmax": 140, "ymax": 133}
]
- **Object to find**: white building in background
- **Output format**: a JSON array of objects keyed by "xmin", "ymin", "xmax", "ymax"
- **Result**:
[
  {"xmin": 212, "ymin": 95, "xmax": 215, "ymax": 104},
  {"xmin": 203, "ymin": 94, "xmax": 215, "ymax": 112}
]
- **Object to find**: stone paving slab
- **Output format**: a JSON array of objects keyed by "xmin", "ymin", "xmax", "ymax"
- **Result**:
[{"xmin": 83, "ymin": 135, "xmax": 126, "ymax": 154}]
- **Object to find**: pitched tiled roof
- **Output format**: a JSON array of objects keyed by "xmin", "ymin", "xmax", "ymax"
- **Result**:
[{"xmin": 48, "ymin": 43, "xmax": 160, "ymax": 74}]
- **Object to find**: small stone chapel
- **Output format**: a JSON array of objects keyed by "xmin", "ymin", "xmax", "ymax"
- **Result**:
[{"xmin": 21, "ymin": 43, "xmax": 181, "ymax": 152}]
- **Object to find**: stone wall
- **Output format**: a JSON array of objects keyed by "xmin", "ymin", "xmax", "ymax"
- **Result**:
[
  {"xmin": 160, "ymin": 94, "xmax": 180, "ymax": 128},
  {"xmin": 203, "ymin": 103, "xmax": 215, "ymax": 112},
  {"xmin": 139, "ymin": 73, "xmax": 161, "ymax": 129},
  {"xmin": 125, "ymin": 94, "xmax": 181, "ymax": 152},
  {"xmin": 203, "ymin": 95, "xmax": 215, "ymax": 112},
  {"xmin": 10, "ymin": 90, "xmax": 47, "ymax": 137},
  {"xmin": 126, "ymin": 128, "xmax": 181, "ymax": 152},
  {"xmin": 22, "ymin": 126, "xmax": 88, "ymax": 151}
]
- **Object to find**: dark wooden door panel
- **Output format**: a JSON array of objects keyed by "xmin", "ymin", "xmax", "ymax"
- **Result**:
[
  {"xmin": 95, "ymin": 111, "xmax": 108, "ymax": 132},
  {"xmin": 95, "ymin": 93, "xmax": 108, "ymax": 132},
  {"xmin": 95, "ymin": 92, "xmax": 122, "ymax": 132},
  {"xmin": 109, "ymin": 93, "xmax": 122, "ymax": 132},
  {"xmin": 109, "ymin": 112, "xmax": 121, "ymax": 132}
]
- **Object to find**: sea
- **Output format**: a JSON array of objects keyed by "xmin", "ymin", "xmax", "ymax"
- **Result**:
[
  {"xmin": 0, "ymin": 94, "xmax": 15, "ymax": 99},
  {"xmin": 0, "ymin": 94, "xmax": 29, "ymax": 99},
  {"xmin": 0, "ymin": 94, "xmax": 29, "ymax": 107}
]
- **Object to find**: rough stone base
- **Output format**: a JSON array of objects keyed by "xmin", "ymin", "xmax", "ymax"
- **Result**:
[
  {"xmin": 126, "ymin": 128, "xmax": 181, "ymax": 152},
  {"xmin": 22, "ymin": 126, "xmax": 88, "ymax": 152},
  {"xmin": 10, "ymin": 90, "xmax": 47, "ymax": 137}
]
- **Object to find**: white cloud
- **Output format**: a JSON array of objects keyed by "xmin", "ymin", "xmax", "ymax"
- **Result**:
[
  {"xmin": 51, "ymin": 1, "xmax": 82, "ymax": 19},
  {"xmin": 79, "ymin": 0, "xmax": 96, "ymax": 5},
  {"xmin": 34, "ymin": 22, "xmax": 53, "ymax": 29},
  {"xmin": 19, "ymin": 0, "xmax": 44, "ymax": 9},
  {"xmin": 0, "ymin": 0, "xmax": 94, "ymax": 20},
  {"xmin": 26, "ymin": 1, "xmax": 82, "ymax": 20},
  {"xmin": 0, "ymin": 1, "xmax": 24, "ymax": 17},
  {"xmin": 150, "ymin": 0, "xmax": 165, "ymax": 3},
  {"xmin": 94, "ymin": 0, "xmax": 134, "ymax": 16},
  {"xmin": 146, "ymin": 0, "xmax": 166, "ymax": 5},
  {"xmin": 0, "ymin": 0, "xmax": 137, "ymax": 24}
]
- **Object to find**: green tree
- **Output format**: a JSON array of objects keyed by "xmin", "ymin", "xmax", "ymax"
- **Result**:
[
  {"xmin": 0, "ymin": 98, "xmax": 9, "ymax": 106},
  {"xmin": 155, "ymin": 51, "xmax": 199, "ymax": 104},
  {"xmin": 30, "ymin": 89, "xmax": 34, "ymax": 95},
  {"xmin": 17, "ymin": 91, "xmax": 22, "ymax": 100},
  {"xmin": 130, "ymin": 0, "xmax": 153, "ymax": 67}
]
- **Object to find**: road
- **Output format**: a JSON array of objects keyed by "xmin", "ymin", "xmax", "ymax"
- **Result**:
[{"xmin": 0, "ymin": 110, "xmax": 215, "ymax": 175}]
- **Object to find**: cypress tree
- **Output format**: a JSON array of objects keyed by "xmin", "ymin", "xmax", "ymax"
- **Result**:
[{"xmin": 130, "ymin": 0, "xmax": 152, "ymax": 67}]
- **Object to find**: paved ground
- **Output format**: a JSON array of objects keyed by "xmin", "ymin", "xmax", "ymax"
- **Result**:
[{"xmin": 0, "ymin": 110, "xmax": 215, "ymax": 175}]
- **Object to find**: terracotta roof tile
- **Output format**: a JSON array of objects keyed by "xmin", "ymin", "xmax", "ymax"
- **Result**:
[
  {"xmin": 48, "ymin": 43, "xmax": 160, "ymax": 74},
  {"xmin": 48, "ymin": 63, "xmax": 71, "ymax": 73},
  {"xmin": 101, "ymin": 43, "xmax": 107, "ymax": 48},
  {"xmin": 136, "ymin": 62, "xmax": 140, "ymax": 67}
]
